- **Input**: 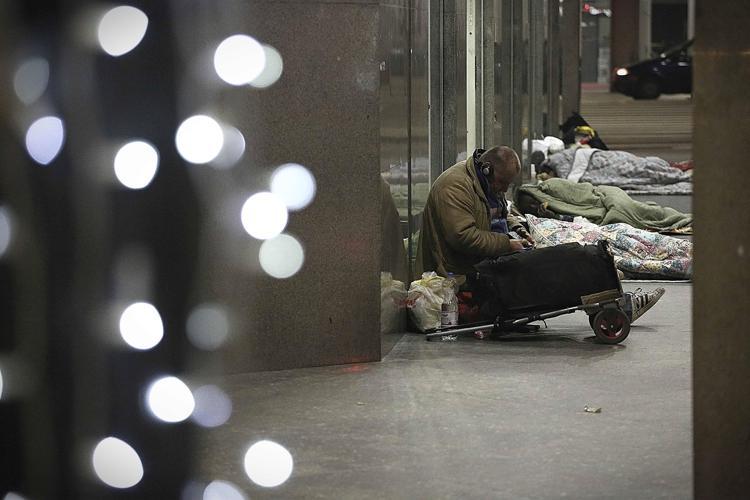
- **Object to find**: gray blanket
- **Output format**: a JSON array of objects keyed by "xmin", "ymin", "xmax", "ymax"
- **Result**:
[{"xmin": 545, "ymin": 148, "xmax": 693, "ymax": 194}]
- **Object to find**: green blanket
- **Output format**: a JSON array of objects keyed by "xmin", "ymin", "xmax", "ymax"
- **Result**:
[{"xmin": 517, "ymin": 178, "xmax": 692, "ymax": 232}]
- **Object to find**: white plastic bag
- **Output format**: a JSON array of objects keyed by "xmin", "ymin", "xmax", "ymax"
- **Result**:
[
  {"xmin": 521, "ymin": 136, "xmax": 565, "ymax": 159},
  {"xmin": 406, "ymin": 272, "xmax": 446, "ymax": 332},
  {"xmin": 522, "ymin": 138, "xmax": 550, "ymax": 157},
  {"xmin": 544, "ymin": 136, "xmax": 565, "ymax": 155}
]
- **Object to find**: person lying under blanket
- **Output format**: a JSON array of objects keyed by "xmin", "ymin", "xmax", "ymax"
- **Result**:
[
  {"xmin": 539, "ymin": 146, "xmax": 692, "ymax": 195},
  {"xmin": 516, "ymin": 178, "xmax": 692, "ymax": 234}
]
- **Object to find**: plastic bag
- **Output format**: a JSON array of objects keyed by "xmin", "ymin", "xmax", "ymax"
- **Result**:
[
  {"xmin": 520, "ymin": 136, "xmax": 565, "ymax": 158},
  {"xmin": 406, "ymin": 271, "xmax": 446, "ymax": 332},
  {"xmin": 380, "ymin": 272, "xmax": 407, "ymax": 334},
  {"xmin": 544, "ymin": 136, "xmax": 565, "ymax": 155}
]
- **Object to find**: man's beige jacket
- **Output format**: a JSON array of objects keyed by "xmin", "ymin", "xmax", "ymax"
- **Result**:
[{"xmin": 416, "ymin": 157, "xmax": 521, "ymax": 278}]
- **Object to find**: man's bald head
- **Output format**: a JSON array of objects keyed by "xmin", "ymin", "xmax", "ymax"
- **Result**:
[
  {"xmin": 480, "ymin": 146, "xmax": 520, "ymax": 176},
  {"xmin": 479, "ymin": 146, "xmax": 520, "ymax": 194}
]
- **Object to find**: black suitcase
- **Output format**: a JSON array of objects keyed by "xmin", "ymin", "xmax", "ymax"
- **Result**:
[{"xmin": 474, "ymin": 241, "xmax": 622, "ymax": 318}]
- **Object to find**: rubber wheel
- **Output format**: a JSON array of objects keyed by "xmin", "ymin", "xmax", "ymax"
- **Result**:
[
  {"xmin": 588, "ymin": 314, "xmax": 596, "ymax": 330},
  {"xmin": 591, "ymin": 309, "xmax": 631, "ymax": 344},
  {"xmin": 635, "ymin": 78, "xmax": 661, "ymax": 99}
]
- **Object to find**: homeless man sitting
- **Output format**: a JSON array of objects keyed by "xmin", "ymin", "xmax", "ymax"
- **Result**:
[{"xmin": 416, "ymin": 145, "xmax": 664, "ymax": 325}]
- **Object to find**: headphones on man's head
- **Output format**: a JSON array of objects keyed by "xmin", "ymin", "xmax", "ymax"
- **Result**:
[
  {"xmin": 481, "ymin": 161, "xmax": 493, "ymax": 177},
  {"xmin": 474, "ymin": 148, "xmax": 493, "ymax": 177}
]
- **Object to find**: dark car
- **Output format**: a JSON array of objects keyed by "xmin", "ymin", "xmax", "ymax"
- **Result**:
[{"xmin": 611, "ymin": 39, "xmax": 693, "ymax": 99}]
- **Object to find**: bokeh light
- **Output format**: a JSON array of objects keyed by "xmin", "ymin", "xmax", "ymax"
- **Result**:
[
  {"xmin": 114, "ymin": 141, "xmax": 159, "ymax": 189},
  {"xmin": 0, "ymin": 207, "xmax": 12, "ymax": 258},
  {"xmin": 259, "ymin": 234, "xmax": 304, "ymax": 279},
  {"xmin": 13, "ymin": 57, "xmax": 49, "ymax": 105},
  {"xmin": 119, "ymin": 302, "xmax": 164, "ymax": 350},
  {"xmin": 191, "ymin": 385, "xmax": 233, "ymax": 428},
  {"xmin": 25, "ymin": 116, "xmax": 64, "ymax": 165},
  {"xmin": 204, "ymin": 480, "xmax": 246, "ymax": 500},
  {"xmin": 92, "ymin": 437, "xmax": 144, "ymax": 489},
  {"xmin": 211, "ymin": 125, "xmax": 246, "ymax": 170},
  {"xmin": 0, "ymin": 365, "xmax": 4, "ymax": 399},
  {"xmin": 240, "ymin": 192, "xmax": 288, "ymax": 240},
  {"xmin": 4, "ymin": 492, "xmax": 28, "ymax": 500},
  {"xmin": 175, "ymin": 115, "xmax": 224, "ymax": 164},
  {"xmin": 186, "ymin": 304, "xmax": 230, "ymax": 351},
  {"xmin": 146, "ymin": 376, "xmax": 195, "ymax": 423},
  {"xmin": 270, "ymin": 163, "xmax": 316, "ymax": 211},
  {"xmin": 97, "ymin": 6, "xmax": 149, "ymax": 56},
  {"xmin": 213, "ymin": 34, "xmax": 266, "ymax": 86},
  {"xmin": 243, "ymin": 440, "xmax": 294, "ymax": 488},
  {"xmin": 250, "ymin": 45, "xmax": 283, "ymax": 88}
]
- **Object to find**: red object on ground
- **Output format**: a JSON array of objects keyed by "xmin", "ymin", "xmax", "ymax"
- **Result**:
[
  {"xmin": 457, "ymin": 291, "xmax": 483, "ymax": 324},
  {"xmin": 669, "ymin": 160, "xmax": 693, "ymax": 171}
]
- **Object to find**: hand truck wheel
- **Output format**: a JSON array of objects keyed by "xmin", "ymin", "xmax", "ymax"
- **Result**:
[{"xmin": 591, "ymin": 308, "xmax": 630, "ymax": 344}]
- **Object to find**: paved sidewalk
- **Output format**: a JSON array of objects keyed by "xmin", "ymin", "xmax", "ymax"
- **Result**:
[{"xmin": 194, "ymin": 282, "xmax": 692, "ymax": 499}]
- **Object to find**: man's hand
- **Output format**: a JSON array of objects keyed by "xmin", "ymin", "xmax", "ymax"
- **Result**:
[
  {"xmin": 509, "ymin": 239, "xmax": 527, "ymax": 252},
  {"xmin": 515, "ymin": 227, "xmax": 535, "ymax": 246}
]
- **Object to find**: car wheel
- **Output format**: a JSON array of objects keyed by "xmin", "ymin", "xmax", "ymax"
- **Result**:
[{"xmin": 635, "ymin": 78, "xmax": 661, "ymax": 99}]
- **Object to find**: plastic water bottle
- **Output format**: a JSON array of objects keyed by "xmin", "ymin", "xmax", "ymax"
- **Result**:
[{"xmin": 441, "ymin": 280, "xmax": 459, "ymax": 328}]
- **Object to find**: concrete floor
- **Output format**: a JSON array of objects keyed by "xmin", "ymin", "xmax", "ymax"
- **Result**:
[
  {"xmin": 631, "ymin": 194, "xmax": 692, "ymax": 214},
  {"xmin": 194, "ymin": 282, "xmax": 692, "ymax": 499}
]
